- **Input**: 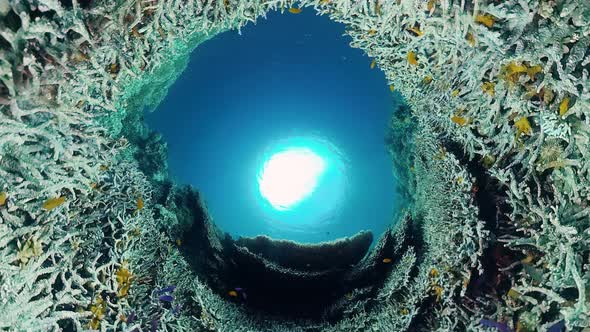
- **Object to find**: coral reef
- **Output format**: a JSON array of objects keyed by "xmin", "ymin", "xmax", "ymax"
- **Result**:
[
  {"xmin": 0, "ymin": 0, "xmax": 588, "ymax": 331},
  {"xmin": 234, "ymin": 231, "xmax": 373, "ymax": 271}
]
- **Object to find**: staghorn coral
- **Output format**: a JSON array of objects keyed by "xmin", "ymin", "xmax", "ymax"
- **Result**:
[{"xmin": 0, "ymin": 0, "xmax": 588, "ymax": 331}]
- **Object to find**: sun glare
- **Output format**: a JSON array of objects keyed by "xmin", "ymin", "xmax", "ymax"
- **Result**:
[{"xmin": 258, "ymin": 148, "xmax": 326, "ymax": 211}]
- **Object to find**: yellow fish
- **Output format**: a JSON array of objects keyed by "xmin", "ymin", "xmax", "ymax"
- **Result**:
[
  {"xmin": 475, "ymin": 14, "xmax": 495, "ymax": 28},
  {"xmin": 176, "ymin": 239, "xmax": 182, "ymax": 246},
  {"xmin": 288, "ymin": 7, "xmax": 302, "ymax": 14},
  {"xmin": 407, "ymin": 27, "xmax": 423, "ymax": 37},
  {"xmin": 423, "ymin": 76, "xmax": 433, "ymax": 84},
  {"xmin": 137, "ymin": 196, "xmax": 144, "ymax": 210},
  {"xmin": 370, "ymin": 59, "xmax": 376, "ymax": 69},
  {"xmin": 368, "ymin": 29, "xmax": 377, "ymax": 36},
  {"xmin": 43, "ymin": 196, "xmax": 66, "ymax": 211},
  {"xmin": 115, "ymin": 264, "xmax": 133, "ymax": 298},
  {"xmin": 228, "ymin": 290, "xmax": 238, "ymax": 297},
  {"xmin": 559, "ymin": 97, "xmax": 570, "ymax": 116},
  {"xmin": 382, "ymin": 258, "xmax": 392, "ymax": 263},
  {"xmin": 0, "ymin": 192, "xmax": 6, "ymax": 206},
  {"xmin": 466, "ymin": 32, "xmax": 476, "ymax": 47},
  {"xmin": 481, "ymin": 82, "xmax": 495, "ymax": 96},
  {"xmin": 429, "ymin": 268, "xmax": 439, "ymax": 278},
  {"xmin": 507, "ymin": 288, "xmax": 521, "ymax": 299},
  {"xmin": 407, "ymin": 51, "xmax": 418, "ymax": 66},
  {"xmin": 527, "ymin": 64, "xmax": 543, "ymax": 81},
  {"xmin": 451, "ymin": 115, "xmax": 468, "ymax": 126},
  {"xmin": 427, "ymin": 0, "xmax": 437, "ymax": 11},
  {"xmin": 389, "ymin": 84, "xmax": 395, "ymax": 92},
  {"xmin": 514, "ymin": 117, "xmax": 532, "ymax": 137}
]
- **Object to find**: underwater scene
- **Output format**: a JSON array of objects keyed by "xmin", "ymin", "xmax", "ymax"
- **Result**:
[{"xmin": 0, "ymin": 0, "xmax": 589, "ymax": 331}]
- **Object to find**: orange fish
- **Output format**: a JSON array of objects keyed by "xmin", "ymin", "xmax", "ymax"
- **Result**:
[
  {"xmin": 370, "ymin": 59, "xmax": 376, "ymax": 69},
  {"xmin": 137, "ymin": 196, "xmax": 144, "ymax": 210},
  {"xmin": 288, "ymin": 7, "xmax": 302, "ymax": 14},
  {"xmin": 0, "ymin": 192, "xmax": 6, "ymax": 206},
  {"xmin": 382, "ymin": 258, "xmax": 392, "ymax": 263},
  {"xmin": 228, "ymin": 290, "xmax": 238, "ymax": 297},
  {"xmin": 407, "ymin": 51, "xmax": 418, "ymax": 66}
]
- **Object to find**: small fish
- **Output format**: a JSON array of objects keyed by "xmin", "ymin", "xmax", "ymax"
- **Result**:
[
  {"xmin": 382, "ymin": 258, "xmax": 392, "ymax": 263},
  {"xmin": 176, "ymin": 239, "xmax": 182, "ymax": 246},
  {"xmin": 423, "ymin": 76, "xmax": 433, "ymax": 84},
  {"xmin": 429, "ymin": 268, "xmax": 439, "ymax": 278},
  {"xmin": 370, "ymin": 59, "xmax": 376, "ymax": 69},
  {"xmin": 368, "ymin": 29, "xmax": 377, "ymax": 36},
  {"xmin": 407, "ymin": 51, "xmax": 418, "ymax": 66},
  {"xmin": 158, "ymin": 285, "xmax": 176, "ymax": 295},
  {"xmin": 158, "ymin": 294, "xmax": 174, "ymax": 302},
  {"xmin": 389, "ymin": 84, "xmax": 395, "ymax": 92},
  {"xmin": 466, "ymin": 32, "xmax": 476, "ymax": 47},
  {"xmin": 71, "ymin": 51, "xmax": 90, "ymax": 63},
  {"xmin": 127, "ymin": 311, "xmax": 136, "ymax": 324},
  {"xmin": 507, "ymin": 288, "xmax": 521, "ymax": 300},
  {"xmin": 407, "ymin": 27, "xmax": 423, "ymax": 37},
  {"xmin": 479, "ymin": 319, "xmax": 511, "ymax": 332},
  {"xmin": 548, "ymin": 320, "xmax": 565, "ymax": 332},
  {"xmin": 150, "ymin": 318, "xmax": 159, "ymax": 332},
  {"xmin": 242, "ymin": 292, "xmax": 248, "ymax": 300},
  {"xmin": 426, "ymin": 0, "xmax": 437, "ymax": 11},
  {"xmin": 109, "ymin": 63, "xmax": 120, "ymax": 75},
  {"xmin": 475, "ymin": 14, "xmax": 496, "ymax": 28},
  {"xmin": 0, "ymin": 192, "xmax": 6, "ymax": 206},
  {"xmin": 43, "ymin": 196, "xmax": 66, "ymax": 211},
  {"xmin": 431, "ymin": 285, "xmax": 443, "ymax": 302},
  {"xmin": 119, "ymin": 314, "xmax": 127, "ymax": 322},
  {"xmin": 451, "ymin": 115, "xmax": 468, "ymax": 126},
  {"xmin": 451, "ymin": 89, "xmax": 460, "ymax": 97},
  {"xmin": 137, "ymin": 196, "xmax": 144, "ymax": 210},
  {"xmin": 527, "ymin": 64, "xmax": 543, "ymax": 81},
  {"xmin": 514, "ymin": 117, "xmax": 532, "ymax": 137},
  {"xmin": 559, "ymin": 97, "xmax": 570, "ymax": 116},
  {"xmin": 481, "ymin": 82, "xmax": 495, "ymax": 96},
  {"xmin": 288, "ymin": 7, "xmax": 302, "ymax": 14},
  {"xmin": 228, "ymin": 290, "xmax": 238, "ymax": 297}
]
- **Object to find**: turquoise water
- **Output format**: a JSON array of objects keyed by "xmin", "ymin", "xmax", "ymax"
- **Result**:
[{"xmin": 145, "ymin": 9, "xmax": 400, "ymax": 243}]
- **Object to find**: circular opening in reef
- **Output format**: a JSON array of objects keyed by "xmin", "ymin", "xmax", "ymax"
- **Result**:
[{"xmin": 145, "ymin": 9, "xmax": 400, "ymax": 244}]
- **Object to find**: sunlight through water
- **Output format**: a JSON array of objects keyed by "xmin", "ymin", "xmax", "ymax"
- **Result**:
[
  {"xmin": 258, "ymin": 147, "xmax": 326, "ymax": 211},
  {"xmin": 255, "ymin": 136, "xmax": 349, "ymax": 227}
]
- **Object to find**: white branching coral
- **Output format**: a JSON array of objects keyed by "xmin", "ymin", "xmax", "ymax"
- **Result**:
[{"xmin": 0, "ymin": 0, "xmax": 588, "ymax": 331}]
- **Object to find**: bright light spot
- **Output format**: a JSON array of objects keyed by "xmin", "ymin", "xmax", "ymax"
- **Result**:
[{"xmin": 258, "ymin": 148, "xmax": 326, "ymax": 210}]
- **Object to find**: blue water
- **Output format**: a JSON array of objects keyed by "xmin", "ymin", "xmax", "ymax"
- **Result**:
[{"xmin": 145, "ymin": 9, "xmax": 401, "ymax": 243}]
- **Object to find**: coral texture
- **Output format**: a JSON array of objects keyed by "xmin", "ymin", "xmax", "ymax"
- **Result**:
[{"xmin": 0, "ymin": 0, "xmax": 588, "ymax": 331}]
